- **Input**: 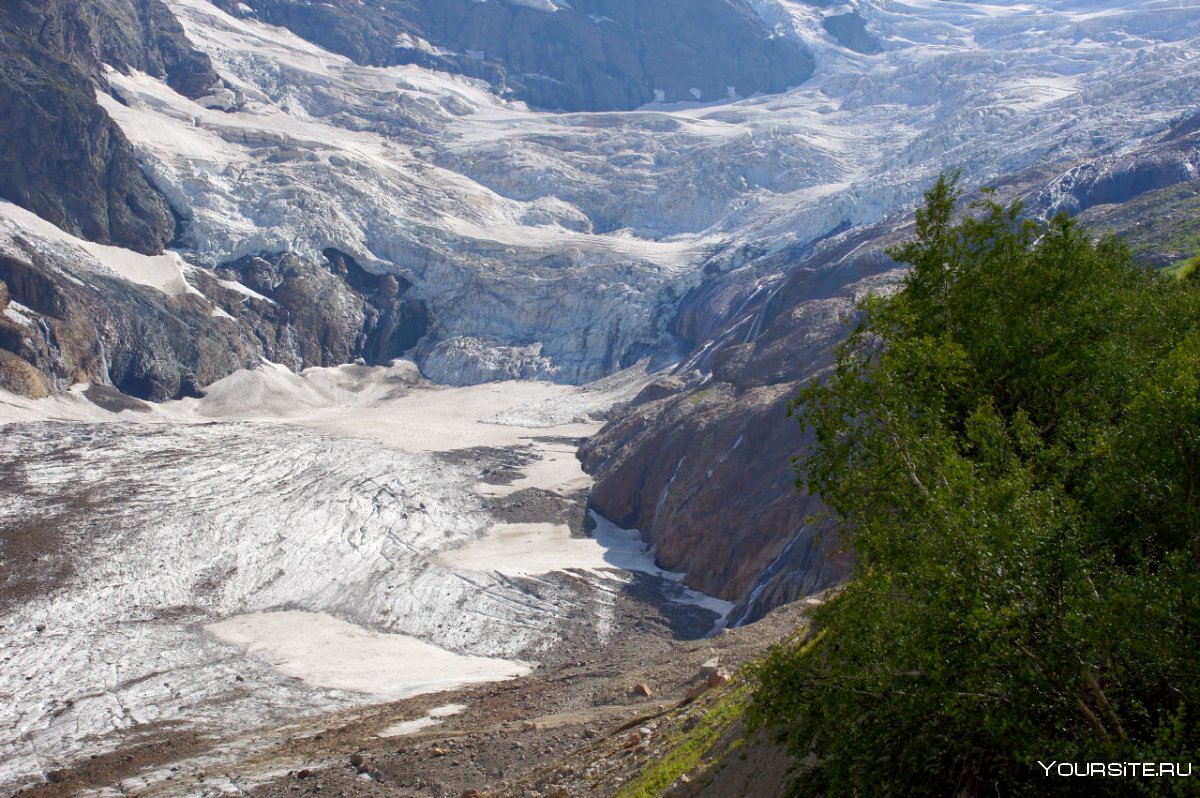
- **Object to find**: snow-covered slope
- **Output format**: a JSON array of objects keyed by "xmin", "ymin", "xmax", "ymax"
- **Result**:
[
  {"xmin": 0, "ymin": 363, "xmax": 728, "ymax": 790},
  {"xmin": 61, "ymin": 0, "xmax": 1196, "ymax": 384}
]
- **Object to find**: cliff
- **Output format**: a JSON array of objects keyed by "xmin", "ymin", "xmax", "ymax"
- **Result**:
[{"xmin": 0, "ymin": 0, "xmax": 220, "ymax": 254}]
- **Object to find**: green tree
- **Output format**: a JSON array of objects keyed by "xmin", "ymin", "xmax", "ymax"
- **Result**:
[{"xmin": 750, "ymin": 175, "xmax": 1200, "ymax": 797}]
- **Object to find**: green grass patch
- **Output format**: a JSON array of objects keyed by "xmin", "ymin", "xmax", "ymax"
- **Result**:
[
  {"xmin": 1161, "ymin": 259, "xmax": 1193, "ymax": 278},
  {"xmin": 1076, "ymin": 181, "xmax": 1200, "ymax": 267},
  {"xmin": 617, "ymin": 683, "xmax": 749, "ymax": 798}
]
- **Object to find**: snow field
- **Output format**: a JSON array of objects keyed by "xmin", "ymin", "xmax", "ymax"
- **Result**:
[
  {"xmin": 0, "ymin": 363, "xmax": 722, "ymax": 792},
  {"xmin": 206, "ymin": 612, "xmax": 531, "ymax": 700}
]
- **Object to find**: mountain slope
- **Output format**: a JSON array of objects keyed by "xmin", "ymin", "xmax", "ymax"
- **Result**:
[
  {"xmin": 3, "ymin": 0, "xmax": 1200, "ymax": 613},
  {"xmin": 584, "ymin": 106, "xmax": 1200, "ymax": 622},
  {"xmin": 210, "ymin": 0, "xmax": 815, "ymax": 112},
  {"xmin": 0, "ymin": 0, "xmax": 219, "ymax": 253}
]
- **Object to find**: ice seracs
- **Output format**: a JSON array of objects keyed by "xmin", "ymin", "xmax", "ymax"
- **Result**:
[{"xmin": 25, "ymin": 0, "xmax": 1189, "ymax": 387}]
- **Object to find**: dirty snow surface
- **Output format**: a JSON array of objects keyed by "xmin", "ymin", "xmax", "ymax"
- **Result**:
[{"xmin": 0, "ymin": 362, "xmax": 722, "ymax": 791}]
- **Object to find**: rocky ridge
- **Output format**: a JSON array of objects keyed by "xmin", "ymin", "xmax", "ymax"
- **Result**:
[
  {"xmin": 582, "ymin": 108, "xmax": 1200, "ymax": 622},
  {"xmin": 208, "ymin": 0, "xmax": 814, "ymax": 112},
  {"xmin": 0, "ymin": 208, "xmax": 427, "ymax": 399},
  {"xmin": 0, "ymin": 0, "xmax": 220, "ymax": 254}
]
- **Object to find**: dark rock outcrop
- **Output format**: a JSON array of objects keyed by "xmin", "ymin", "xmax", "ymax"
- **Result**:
[
  {"xmin": 582, "ymin": 378, "xmax": 856, "ymax": 621},
  {"xmin": 3, "ymin": 0, "xmax": 219, "ymax": 98},
  {"xmin": 0, "ymin": 244, "xmax": 426, "ymax": 401},
  {"xmin": 582, "ymin": 236, "xmax": 899, "ymax": 624},
  {"xmin": 206, "ymin": 249, "xmax": 427, "ymax": 371},
  {"xmin": 211, "ymin": 0, "xmax": 814, "ymax": 112},
  {"xmin": 0, "ymin": 0, "xmax": 219, "ymax": 254},
  {"xmin": 1030, "ymin": 109, "xmax": 1200, "ymax": 219},
  {"xmin": 0, "ymin": 248, "xmax": 258, "ymax": 400},
  {"xmin": 822, "ymin": 12, "xmax": 882, "ymax": 55},
  {"xmin": 0, "ymin": 30, "xmax": 175, "ymax": 255}
]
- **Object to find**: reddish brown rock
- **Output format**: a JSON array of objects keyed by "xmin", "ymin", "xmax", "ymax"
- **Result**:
[
  {"xmin": 582, "ymin": 246, "xmax": 898, "ymax": 624},
  {"xmin": 0, "ymin": 348, "xmax": 50, "ymax": 398}
]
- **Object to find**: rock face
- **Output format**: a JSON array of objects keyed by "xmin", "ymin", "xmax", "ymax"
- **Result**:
[
  {"xmin": 208, "ymin": 248, "xmax": 428, "ymax": 371},
  {"xmin": 210, "ymin": 0, "xmax": 814, "ymax": 112},
  {"xmin": 0, "ymin": 29, "xmax": 175, "ymax": 255},
  {"xmin": 4, "ymin": 0, "xmax": 218, "ymax": 96},
  {"xmin": 583, "ymin": 116, "xmax": 1200, "ymax": 622},
  {"xmin": 0, "ymin": 246, "xmax": 256, "ymax": 400},
  {"xmin": 582, "ymin": 236, "xmax": 897, "ymax": 623},
  {"xmin": 0, "ymin": 218, "xmax": 426, "ymax": 400},
  {"xmin": 0, "ymin": 0, "xmax": 219, "ymax": 254},
  {"xmin": 1030, "ymin": 110, "xmax": 1200, "ymax": 220},
  {"xmin": 822, "ymin": 12, "xmax": 881, "ymax": 55}
]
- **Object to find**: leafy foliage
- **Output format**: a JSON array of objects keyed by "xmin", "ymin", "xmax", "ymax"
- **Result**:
[
  {"xmin": 750, "ymin": 175, "xmax": 1200, "ymax": 797},
  {"xmin": 618, "ymin": 683, "xmax": 748, "ymax": 798}
]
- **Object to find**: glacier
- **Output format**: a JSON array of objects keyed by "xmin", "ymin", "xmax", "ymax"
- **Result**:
[
  {"xmin": 44, "ymin": 0, "xmax": 1196, "ymax": 386},
  {"xmin": 3, "ymin": 0, "xmax": 1200, "ymax": 791},
  {"xmin": 0, "ymin": 361, "xmax": 731, "ymax": 791}
]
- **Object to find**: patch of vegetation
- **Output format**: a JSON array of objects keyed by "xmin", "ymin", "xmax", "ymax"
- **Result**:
[
  {"xmin": 1163, "ymin": 253, "xmax": 1200, "ymax": 281},
  {"xmin": 753, "ymin": 175, "xmax": 1200, "ymax": 797},
  {"xmin": 1079, "ymin": 181, "xmax": 1200, "ymax": 267},
  {"xmin": 618, "ymin": 683, "xmax": 749, "ymax": 798}
]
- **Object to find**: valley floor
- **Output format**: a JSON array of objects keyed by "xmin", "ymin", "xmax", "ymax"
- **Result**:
[{"xmin": 0, "ymin": 362, "xmax": 748, "ymax": 797}]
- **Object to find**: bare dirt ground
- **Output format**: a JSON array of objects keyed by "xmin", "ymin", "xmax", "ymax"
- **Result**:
[{"xmin": 11, "ymin": 596, "xmax": 807, "ymax": 798}]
